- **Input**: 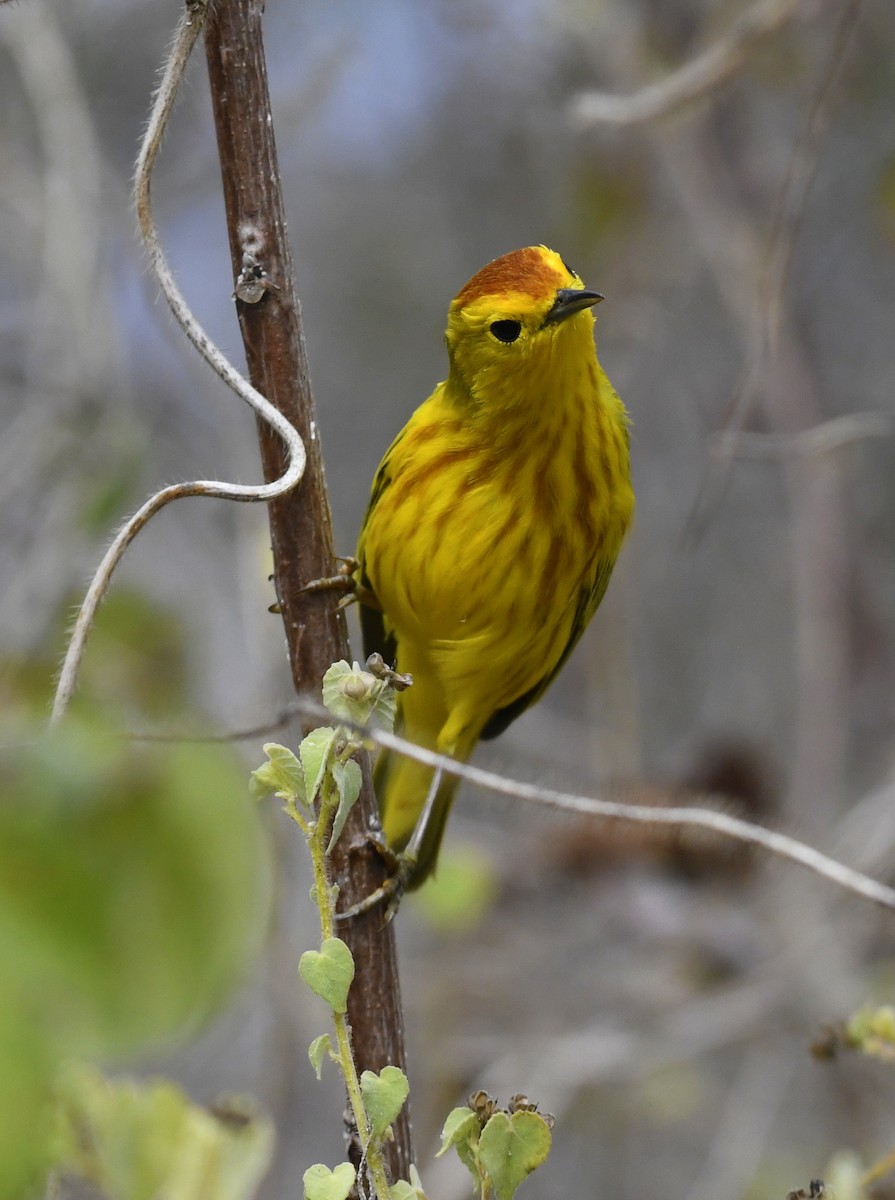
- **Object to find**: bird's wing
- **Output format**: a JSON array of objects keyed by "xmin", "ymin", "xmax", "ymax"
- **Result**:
[
  {"xmin": 479, "ymin": 557, "xmax": 616, "ymax": 741},
  {"xmin": 355, "ymin": 427, "xmax": 405, "ymax": 668}
]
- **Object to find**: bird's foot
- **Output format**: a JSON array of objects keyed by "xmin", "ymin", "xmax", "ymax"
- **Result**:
[
  {"xmin": 298, "ymin": 556, "xmax": 359, "ymax": 608},
  {"xmin": 335, "ymin": 835, "xmax": 417, "ymax": 924}
]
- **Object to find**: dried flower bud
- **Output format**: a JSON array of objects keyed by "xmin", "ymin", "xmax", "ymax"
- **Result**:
[
  {"xmin": 365, "ymin": 653, "xmax": 413, "ymax": 692},
  {"xmin": 467, "ymin": 1089, "xmax": 498, "ymax": 1125}
]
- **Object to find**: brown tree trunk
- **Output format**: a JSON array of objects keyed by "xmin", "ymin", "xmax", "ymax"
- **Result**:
[{"xmin": 202, "ymin": 0, "xmax": 413, "ymax": 1179}]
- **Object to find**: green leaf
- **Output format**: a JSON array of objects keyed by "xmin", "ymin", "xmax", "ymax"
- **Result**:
[
  {"xmin": 824, "ymin": 1151, "xmax": 865, "ymax": 1200},
  {"xmin": 0, "ymin": 722, "xmax": 270, "ymax": 1058},
  {"xmin": 299, "ymin": 938, "xmax": 355, "ymax": 1013},
  {"xmin": 299, "ymin": 727, "xmax": 337, "ymax": 804},
  {"xmin": 366, "ymin": 682, "xmax": 398, "ymax": 732},
  {"xmin": 437, "ymin": 1107, "xmax": 479, "ymax": 1157},
  {"xmin": 322, "ymin": 661, "xmax": 397, "ymax": 732},
  {"xmin": 0, "ymin": 720, "xmax": 272, "ymax": 1195},
  {"xmin": 303, "ymin": 1162, "xmax": 356, "ymax": 1200},
  {"xmin": 308, "ymin": 1034, "xmax": 333, "ymax": 1080},
  {"xmin": 360, "ymin": 1065, "xmax": 410, "ymax": 1141},
  {"xmin": 390, "ymin": 1165, "xmax": 427, "ymax": 1200},
  {"xmin": 437, "ymin": 1106, "xmax": 480, "ymax": 1182},
  {"xmin": 390, "ymin": 1168, "xmax": 427, "ymax": 1200},
  {"xmin": 0, "ymin": 1002, "xmax": 54, "ymax": 1200},
  {"xmin": 327, "ymin": 759, "xmax": 362, "ymax": 852},
  {"xmin": 250, "ymin": 743, "xmax": 306, "ymax": 805},
  {"xmin": 846, "ymin": 1004, "xmax": 895, "ymax": 1049},
  {"xmin": 412, "ymin": 846, "xmax": 497, "ymax": 934},
  {"xmin": 477, "ymin": 1111, "xmax": 552, "ymax": 1200},
  {"xmin": 390, "ymin": 1184, "xmax": 417, "ymax": 1200},
  {"xmin": 53, "ymin": 1063, "xmax": 274, "ymax": 1200}
]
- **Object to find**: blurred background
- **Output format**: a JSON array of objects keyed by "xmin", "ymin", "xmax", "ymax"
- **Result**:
[{"xmin": 2, "ymin": 0, "xmax": 895, "ymax": 1196}]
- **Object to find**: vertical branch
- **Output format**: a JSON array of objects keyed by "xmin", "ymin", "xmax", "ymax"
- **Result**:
[{"xmin": 201, "ymin": 0, "xmax": 413, "ymax": 1178}]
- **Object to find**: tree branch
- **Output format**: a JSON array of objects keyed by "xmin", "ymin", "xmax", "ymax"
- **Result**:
[
  {"xmin": 570, "ymin": 0, "xmax": 804, "ymax": 128},
  {"xmin": 288, "ymin": 699, "xmax": 895, "ymax": 915},
  {"xmin": 201, "ymin": 0, "xmax": 413, "ymax": 1180}
]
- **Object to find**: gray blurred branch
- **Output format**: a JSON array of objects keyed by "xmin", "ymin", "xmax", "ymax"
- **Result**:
[
  {"xmin": 709, "ymin": 413, "xmax": 895, "ymax": 459},
  {"xmin": 570, "ymin": 0, "xmax": 803, "ymax": 127}
]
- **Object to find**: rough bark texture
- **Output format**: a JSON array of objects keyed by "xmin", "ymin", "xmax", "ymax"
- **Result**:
[{"xmin": 203, "ymin": 0, "xmax": 413, "ymax": 1179}]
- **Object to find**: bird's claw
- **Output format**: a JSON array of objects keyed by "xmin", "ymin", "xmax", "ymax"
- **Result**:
[
  {"xmin": 298, "ymin": 558, "xmax": 358, "ymax": 597},
  {"xmin": 335, "ymin": 839, "xmax": 417, "ymax": 924}
]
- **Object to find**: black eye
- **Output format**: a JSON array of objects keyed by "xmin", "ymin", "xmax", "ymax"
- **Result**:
[{"xmin": 490, "ymin": 319, "xmax": 522, "ymax": 344}]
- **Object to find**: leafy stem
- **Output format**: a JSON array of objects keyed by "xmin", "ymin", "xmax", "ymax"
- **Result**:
[{"xmin": 252, "ymin": 661, "xmax": 407, "ymax": 1200}]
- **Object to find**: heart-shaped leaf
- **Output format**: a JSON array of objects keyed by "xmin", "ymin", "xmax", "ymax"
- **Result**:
[
  {"xmin": 299, "ymin": 938, "xmax": 354, "ymax": 1013},
  {"xmin": 360, "ymin": 1065, "xmax": 409, "ymax": 1141},
  {"xmin": 477, "ymin": 1110, "xmax": 552, "ymax": 1200},
  {"xmin": 303, "ymin": 1162, "xmax": 356, "ymax": 1200}
]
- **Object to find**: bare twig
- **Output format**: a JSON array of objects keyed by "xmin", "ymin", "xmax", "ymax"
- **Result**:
[
  {"xmin": 50, "ymin": 2, "xmax": 306, "ymax": 725},
  {"xmin": 167, "ymin": 697, "xmax": 895, "ymax": 913},
  {"xmin": 709, "ymin": 412, "xmax": 895, "ymax": 459},
  {"xmin": 127, "ymin": 699, "xmax": 895, "ymax": 911},
  {"xmin": 570, "ymin": 0, "xmax": 803, "ymax": 128},
  {"xmin": 759, "ymin": 0, "xmax": 865, "ymax": 350},
  {"xmin": 686, "ymin": 1046, "xmax": 795, "ymax": 1200},
  {"xmin": 687, "ymin": 0, "xmax": 865, "ymax": 538}
]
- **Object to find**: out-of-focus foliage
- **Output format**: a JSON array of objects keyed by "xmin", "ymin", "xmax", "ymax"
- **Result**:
[
  {"xmin": 410, "ymin": 845, "xmax": 499, "ymax": 935},
  {"xmin": 0, "ymin": 718, "xmax": 271, "ymax": 1196},
  {"xmin": 53, "ymin": 1065, "xmax": 274, "ymax": 1200}
]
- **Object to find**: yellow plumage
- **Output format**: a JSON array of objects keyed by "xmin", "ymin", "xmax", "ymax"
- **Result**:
[{"xmin": 356, "ymin": 245, "xmax": 634, "ymax": 885}]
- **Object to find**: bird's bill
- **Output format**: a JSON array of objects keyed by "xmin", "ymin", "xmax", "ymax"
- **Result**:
[{"xmin": 543, "ymin": 287, "xmax": 604, "ymax": 325}]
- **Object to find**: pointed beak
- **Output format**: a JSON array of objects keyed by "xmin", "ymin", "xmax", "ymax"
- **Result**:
[{"xmin": 543, "ymin": 287, "xmax": 604, "ymax": 325}]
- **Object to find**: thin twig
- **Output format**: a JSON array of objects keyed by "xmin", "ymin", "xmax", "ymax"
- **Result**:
[
  {"xmin": 570, "ymin": 0, "xmax": 803, "ymax": 128},
  {"xmin": 50, "ymin": 1, "xmax": 306, "ymax": 725},
  {"xmin": 361, "ymin": 718, "xmax": 895, "ymax": 911},
  {"xmin": 132, "ymin": 699, "xmax": 895, "ymax": 914},
  {"xmin": 687, "ymin": 0, "xmax": 865, "ymax": 539},
  {"xmin": 709, "ymin": 412, "xmax": 895, "ymax": 459},
  {"xmin": 759, "ymin": 0, "xmax": 865, "ymax": 350},
  {"xmin": 130, "ymin": 702, "xmax": 302, "ymax": 743}
]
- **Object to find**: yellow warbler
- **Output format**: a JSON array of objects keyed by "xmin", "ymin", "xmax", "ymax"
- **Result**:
[{"xmin": 356, "ymin": 245, "xmax": 634, "ymax": 887}]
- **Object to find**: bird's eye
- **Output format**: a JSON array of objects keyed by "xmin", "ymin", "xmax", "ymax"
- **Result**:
[{"xmin": 490, "ymin": 319, "xmax": 522, "ymax": 344}]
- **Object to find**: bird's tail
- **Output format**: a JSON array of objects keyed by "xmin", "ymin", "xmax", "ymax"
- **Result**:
[{"xmin": 375, "ymin": 747, "xmax": 461, "ymax": 890}]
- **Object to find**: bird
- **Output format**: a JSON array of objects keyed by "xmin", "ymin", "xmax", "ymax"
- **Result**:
[{"xmin": 355, "ymin": 245, "xmax": 634, "ymax": 891}]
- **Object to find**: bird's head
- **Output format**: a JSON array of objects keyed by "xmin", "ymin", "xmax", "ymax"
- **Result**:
[{"xmin": 444, "ymin": 245, "xmax": 603, "ymax": 407}]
